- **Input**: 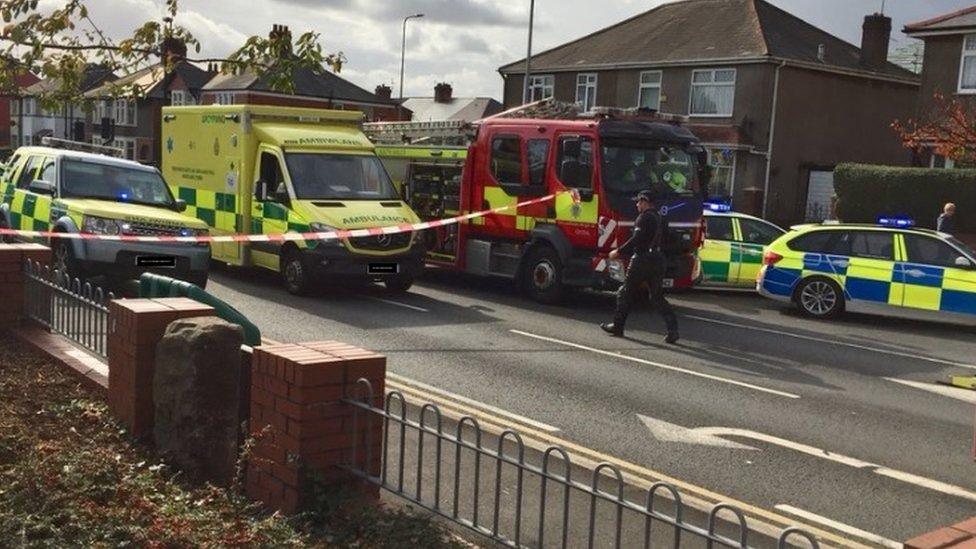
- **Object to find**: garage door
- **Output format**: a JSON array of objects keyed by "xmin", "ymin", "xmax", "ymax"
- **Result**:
[{"xmin": 805, "ymin": 169, "xmax": 834, "ymax": 222}]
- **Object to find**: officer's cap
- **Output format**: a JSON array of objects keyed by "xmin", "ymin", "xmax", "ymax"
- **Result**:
[{"xmin": 632, "ymin": 190, "xmax": 656, "ymax": 203}]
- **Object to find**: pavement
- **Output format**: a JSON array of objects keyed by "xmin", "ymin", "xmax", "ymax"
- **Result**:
[{"xmin": 206, "ymin": 264, "xmax": 976, "ymax": 546}]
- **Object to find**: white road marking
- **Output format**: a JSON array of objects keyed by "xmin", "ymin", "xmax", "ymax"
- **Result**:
[
  {"xmin": 368, "ymin": 297, "xmax": 430, "ymax": 312},
  {"xmin": 774, "ymin": 505, "xmax": 903, "ymax": 549},
  {"xmin": 884, "ymin": 378, "xmax": 976, "ymax": 404},
  {"xmin": 694, "ymin": 426, "xmax": 976, "ymax": 503},
  {"xmin": 387, "ymin": 373, "xmax": 561, "ymax": 432},
  {"xmin": 510, "ymin": 329, "xmax": 801, "ymax": 399},
  {"xmin": 638, "ymin": 414, "xmax": 757, "ymax": 450},
  {"xmin": 685, "ymin": 314, "xmax": 976, "ymax": 371}
]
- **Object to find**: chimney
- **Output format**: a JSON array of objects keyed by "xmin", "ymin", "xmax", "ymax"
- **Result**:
[
  {"xmin": 268, "ymin": 24, "xmax": 293, "ymax": 58},
  {"xmin": 434, "ymin": 82, "xmax": 453, "ymax": 103},
  {"xmin": 860, "ymin": 13, "xmax": 892, "ymax": 68},
  {"xmin": 374, "ymin": 84, "xmax": 392, "ymax": 100}
]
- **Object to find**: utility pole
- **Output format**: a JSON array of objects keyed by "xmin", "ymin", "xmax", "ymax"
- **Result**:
[
  {"xmin": 399, "ymin": 14, "xmax": 425, "ymax": 101},
  {"xmin": 522, "ymin": 0, "xmax": 536, "ymax": 105}
]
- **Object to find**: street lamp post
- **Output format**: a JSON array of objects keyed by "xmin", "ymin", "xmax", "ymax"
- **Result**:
[
  {"xmin": 399, "ymin": 13, "xmax": 425, "ymax": 101},
  {"xmin": 522, "ymin": 0, "xmax": 536, "ymax": 105}
]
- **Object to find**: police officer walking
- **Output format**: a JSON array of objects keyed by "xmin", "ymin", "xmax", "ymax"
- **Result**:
[{"xmin": 601, "ymin": 190, "xmax": 679, "ymax": 344}]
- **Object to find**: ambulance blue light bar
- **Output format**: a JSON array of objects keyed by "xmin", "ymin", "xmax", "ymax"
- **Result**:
[
  {"xmin": 704, "ymin": 201, "xmax": 732, "ymax": 213},
  {"xmin": 877, "ymin": 216, "xmax": 915, "ymax": 228}
]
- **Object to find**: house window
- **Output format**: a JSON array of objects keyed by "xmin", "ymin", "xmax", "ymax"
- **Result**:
[
  {"xmin": 575, "ymin": 73, "xmax": 598, "ymax": 112},
  {"xmin": 114, "ymin": 99, "xmax": 137, "ymax": 126},
  {"xmin": 959, "ymin": 34, "xmax": 976, "ymax": 92},
  {"xmin": 171, "ymin": 90, "xmax": 195, "ymax": 106},
  {"xmin": 691, "ymin": 69, "xmax": 736, "ymax": 116},
  {"xmin": 94, "ymin": 136, "xmax": 136, "ymax": 160},
  {"xmin": 638, "ymin": 71, "xmax": 662, "ymax": 111},
  {"xmin": 213, "ymin": 93, "xmax": 237, "ymax": 105},
  {"xmin": 10, "ymin": 100, "xmax": 19, "ymax": 117},
  {"xmin": 11, "ymin": 135, "xmax": 19, "ymax": 148},
  {"xmin": 528, "ymin": 75, "xmax": 554, "ymax": 102},
  {"xmin": 707, "ymin": 147, "xmax": 736, "ymax": 198},
  {"xmin": 23, "ymin": 98, "xmax": 35, "ymax": 116}
]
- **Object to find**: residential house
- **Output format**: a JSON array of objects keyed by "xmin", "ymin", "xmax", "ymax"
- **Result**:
[
  {"xmin": 904, "ymin": 6, "xmax": 976, "ymax": 168},
  {"xmin": 10, "ymin": 64, "xmax": 114, "ymax": 149},
  {"xmin": 498, "ymin": 0, "xmax": 920, "ymax": 226},
  {"xmin": 401, "ymin": 83, "xmax": 504, "ymax": 122},
  {"xmin": 0, "ymin": 69, "xmax": 41, "ymax": 152},
  {"xmin": 85, "ymin": 59, "xmax": 215, "ymax": 164},
  {"xmin": 200, "ymin": 25, "xmax": 405, "ymax": 122}
]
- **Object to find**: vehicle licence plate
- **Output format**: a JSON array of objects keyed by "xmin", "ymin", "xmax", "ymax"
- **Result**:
[
  {"xmin": 663, "ymin": 278, "xmax": 674, "ymax": 288},
  {"xmin": 368, "ymin": 263, "xmax": 399, "ymax": 275},
  {"xmin": 136, "ymin": 255, "xmax": 176, "ymax": 268}
]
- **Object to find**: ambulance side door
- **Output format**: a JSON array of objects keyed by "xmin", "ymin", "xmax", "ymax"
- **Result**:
[
  {"xmin": 734, "ymin": 217, "xmax": 783, "ymax": 286},
  {"xmin": 10, "ymin": 154, "xmax": 49, "ymax": 232},
  {"xmin": 250, "ymin": 147, "xmax": 290, "ymax": 270},
  {"xmin": 699, "ymin": 215, "xmax": 736, "ymax": 283},
  {"xmin": 899, "ymin": 233, "xmax": 976, "ymax": 316}
]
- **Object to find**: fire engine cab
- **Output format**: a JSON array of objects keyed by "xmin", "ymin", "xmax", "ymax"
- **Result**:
[{"xmin": 368, "ymin": 102, "xmax": 710, "ymax": 303}]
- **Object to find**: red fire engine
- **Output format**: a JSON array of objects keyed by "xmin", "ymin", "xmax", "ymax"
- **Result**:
[{"xmin": 367, "ymin": 101, "xmax": 710, "ymax": 303}]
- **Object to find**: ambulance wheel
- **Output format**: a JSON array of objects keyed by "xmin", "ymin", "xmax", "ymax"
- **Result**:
[
  {"xmin": 51, "ymin": 238, "xmax": 80, "ymax": 281},
  {"xmin": 0, "ymin": 216, "xmax": 11, "ymax": 243},
  {"xmin": 281, "ymin": 249, "xmax": 311, "ymax": 295},
  {"xmin": 384, "ymin": 274, "xmax": 414, "ymax": 294},
  {"xmin": 794, "ymin": 277, "xmax": 843, "ymax": 319},
  {"xmin": 522, "ymin": 246, "xmax": 564, "ymax": 305}
]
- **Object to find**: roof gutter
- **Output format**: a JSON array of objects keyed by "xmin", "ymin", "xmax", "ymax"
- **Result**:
[{"xmin": 762, "ymin": 59, "xmax": 786, "ymax": 219}]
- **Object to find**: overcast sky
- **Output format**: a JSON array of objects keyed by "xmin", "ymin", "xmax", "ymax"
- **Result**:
[{"xmin": 46, "ymin": 0, "xmax": 976, "ymax": 99}]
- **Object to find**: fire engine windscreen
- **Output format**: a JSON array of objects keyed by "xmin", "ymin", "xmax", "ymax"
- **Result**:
[
  {"xmin": 61, "ymin": 159, "xmax": 177, "ymax": 208},
  {"xmin": 284, "ymin": 154, "xmax": 400, "ymax": 201},
  {"xmin": 600, "ymin": 141, "xmax": 700, "ymax": 217}
]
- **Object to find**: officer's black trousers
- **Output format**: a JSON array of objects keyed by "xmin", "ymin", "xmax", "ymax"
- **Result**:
[{"xmin": 613, "ymin": 252, "xmax": 678, "ymax": 333}]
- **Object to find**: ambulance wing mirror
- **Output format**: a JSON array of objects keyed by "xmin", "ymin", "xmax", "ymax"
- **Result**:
[
  {"xmin": 174, "ymin": 199, "xmax": 187, "ymax": 213},
  {"xmin": 954, "ymin": 256, "xmax": 974, "ymax": 269},
  {"xmin": 28, "ymin": 180, "xmax": 54, "ymax": 195},
  {"xmin": 273, "ymin": 182, "xmax": 290, "ymax": 205},
  {"xmin": 254, "ymin": 180, "xmax": 267, "ymax": 201}
]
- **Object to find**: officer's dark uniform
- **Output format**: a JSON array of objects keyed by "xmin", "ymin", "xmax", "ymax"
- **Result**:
[{"xmin": 601, "ymin": 191, "xmax": 679, "ymax": 343}]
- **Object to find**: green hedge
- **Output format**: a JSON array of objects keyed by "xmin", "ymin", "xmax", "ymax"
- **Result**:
[{"xmin": 834, "ymin": 163, "xmax": 976, "ymax": 233}]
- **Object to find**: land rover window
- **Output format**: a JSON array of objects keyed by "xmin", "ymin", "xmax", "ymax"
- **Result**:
[
  {"xmin": 38, "ymin": 159, "xmax": 56, "ymax": 184},
  {"xmin": 705, "ymin": 216, "xmax": 734, "ymax": 241},
  {"xmin": 490, "ymin": 136, "xmax": 523, "ymax": 185},
  {"xmin": 739, "ymin": 218, "xmax": 783, "ymax": 245},
  {"xmin": 61, "ymin": 160, "xmax": 175, "ymax": 207},
  {"xmin": 284, "ymin": 154, "xmax": 399, "ymax": 201},
  {"xmin": 16, "ymin": 156, "xmax": 42, "ymax": 190}
]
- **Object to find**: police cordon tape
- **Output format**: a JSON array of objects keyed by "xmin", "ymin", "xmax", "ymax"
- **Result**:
[{"xmin": 0, "ymin": 192, "xmax": 564, "ymax": 244}]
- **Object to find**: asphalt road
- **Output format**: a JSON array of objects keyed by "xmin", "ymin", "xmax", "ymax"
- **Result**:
[{"xmin": 206, "ymin": 265, "xmax": 976, "ymax": 545}]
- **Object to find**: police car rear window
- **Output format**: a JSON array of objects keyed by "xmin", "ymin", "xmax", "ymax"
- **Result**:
[{"xmin": 787, "ymin": 230, "xmax": 836, "ymax": 253}]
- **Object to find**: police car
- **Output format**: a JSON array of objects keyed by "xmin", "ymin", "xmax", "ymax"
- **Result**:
[
  {"xmin": 697, "ymin": 202, "xmax": 785, "ymax": 288},
  {"xmin": 757, "ymin": 217, "xmax": 976, "ymax": 324}
]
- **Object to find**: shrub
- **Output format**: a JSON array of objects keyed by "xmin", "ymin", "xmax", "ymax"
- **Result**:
[{"xmin": 834, "ymin": 163, "xmax": 976, "ymax": 232}]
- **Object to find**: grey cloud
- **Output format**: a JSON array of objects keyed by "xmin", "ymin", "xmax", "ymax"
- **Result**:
[{"xmin": 273, "ymin": 0, "xmax": 525, "ymax": 27}]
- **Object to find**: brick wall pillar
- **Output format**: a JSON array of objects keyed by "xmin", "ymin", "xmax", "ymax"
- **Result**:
[
  {"xmin": 0, "ymin": 243, "xmax": 51, "ymax": 330},
  {"xmin": 247, "ymin": 341, "xmax": 386, "ymax": 514},
  {"xmin": 107, "ymin": 298, "xmax": 215, "ymax": 438}
]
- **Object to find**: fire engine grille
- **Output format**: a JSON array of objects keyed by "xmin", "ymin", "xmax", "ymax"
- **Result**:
[
  {"xmin": 124, "ymin": 222, "xmax": 185, "ymax": 237},
  {"xmin": 348, "ymin": 233, "xmax": 411, "ymax": 252}
]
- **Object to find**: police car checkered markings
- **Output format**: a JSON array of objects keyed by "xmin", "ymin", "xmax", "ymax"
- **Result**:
[{"xmin": 0, "ymin": 192, "xmax": 560, "ymax": 243}]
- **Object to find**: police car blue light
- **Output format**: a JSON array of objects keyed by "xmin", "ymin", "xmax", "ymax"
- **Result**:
[
  {"xmin": 705, "ymin": 201, "xmax": 732, "ymax": 213},
  {"xmin": 877, "ymin": 216, "xmax": 914, "ymax": 228}
]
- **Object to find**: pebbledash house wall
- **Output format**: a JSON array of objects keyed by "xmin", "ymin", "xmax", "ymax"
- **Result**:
[{"xmin": 503, "ymin": 62, "xmax": 918, "ymax": 227}]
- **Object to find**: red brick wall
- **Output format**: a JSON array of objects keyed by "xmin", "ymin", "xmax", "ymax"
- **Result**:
[
  {"xmin": 107, "ymin": 298, "xmax": 216, "ymax": 438},
  {"xmin": 0, "ymin": 244, "xmax": 52, "ymax": 330},
  {"xmin": 247, "ymin": 341, "xmax": 386, "ymax": 513}
]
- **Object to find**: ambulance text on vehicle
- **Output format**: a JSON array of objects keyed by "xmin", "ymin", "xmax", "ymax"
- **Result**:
[{"xmin": 161, "ymin": 105, "xmax": 426, "ymax": 294}]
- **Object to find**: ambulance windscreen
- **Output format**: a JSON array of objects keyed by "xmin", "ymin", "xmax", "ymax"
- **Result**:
[{"xmin": 285, "ymin": 154, "xmax": 400, "ymax": 201}]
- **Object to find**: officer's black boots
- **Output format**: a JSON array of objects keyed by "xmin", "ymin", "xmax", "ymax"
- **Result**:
[
  {"xmin": 600, "ymin": 322, "xmax": 624, "ymax": 337},
  {"xmin": 665, "ymin": 331, "xmax": 680, "ymax": 344}
]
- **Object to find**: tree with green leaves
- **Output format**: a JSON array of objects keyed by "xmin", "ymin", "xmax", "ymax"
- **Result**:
[{"xmin": 0, "ymin": 0, "xmax": 345, "ymax": 111}]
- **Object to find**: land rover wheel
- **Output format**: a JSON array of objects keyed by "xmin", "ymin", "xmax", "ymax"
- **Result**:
[
  {"xmin": 384, "ymin": 274, "xmax": 414, "ymax": 294},
  {"xmin": 522, "ymin": 246, "xmax": 564, "ymax": 304},
  {"xmin": 282, "ymin": 250, "xmax": 311, "ymax": 295},
  {"xmin": 51, "ymin": 238, "xmax": 80, "ymax": 281},
  {"xmin": 794, "ymin": 277, "xmax": 844, "ymax": 319},
  {"xmin": 0, "ymin": 217, "xmax": 11, "ymax": 243}
]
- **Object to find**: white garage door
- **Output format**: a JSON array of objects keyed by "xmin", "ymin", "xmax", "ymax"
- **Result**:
[{"xmin": 805, "ymin": 170, "xmax": 835, "ymax": 222}]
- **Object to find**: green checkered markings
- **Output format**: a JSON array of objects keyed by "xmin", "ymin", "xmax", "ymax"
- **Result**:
[
  {"xmin": 22, "ymin": 194, "xmax": 36, "ymax": 218},
  {"xmin": 216, "ymin": 192, "xmax": 236, "ymax": 213},
  {"xmin": 702, "ymin": 261, "xmax": 730, "ymax": 281},
  {"xmin": 9, "ymin": 212, "xmax": 21, "ymax": 229},
  {"xmin": 178, "ymin": 187, "xmax": 197, "ymax": 204},
  {"xmin": 33, "ymin": 219, "xmax": 47, "ymax": 231},
  {"xmin": 262, "ymin": 202, "xmax": 289, "ymax": 221},
  {"xmin": 734, "ymin": 244, "xmax": 764, "ymax": 264},
  {"xmin": 198, "ymin": 209, "xmax": 216, "ymax": 227}
]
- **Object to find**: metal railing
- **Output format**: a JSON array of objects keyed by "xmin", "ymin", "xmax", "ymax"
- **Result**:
[
  {"xmin": 344, "ymin": 380, "xmax": 820, "ymax": 549},
  {"xmin": 23, "ymin": 260, "xmax": 113, "ymax": 358}
]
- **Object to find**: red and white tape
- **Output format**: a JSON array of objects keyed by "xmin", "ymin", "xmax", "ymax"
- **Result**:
[{"xmin": 0, "ymin": 193, "xmax": 561, "ymax": 244}]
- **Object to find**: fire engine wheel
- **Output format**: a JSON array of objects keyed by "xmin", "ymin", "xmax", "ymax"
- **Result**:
[
  {"xmin": 384, "ymin": 274, "xmax": 415, "ymax": 294},
  {"xmin": 282, "ymin": 249, "xmax": 311, "ymax": 296},
  {"xmin": 522, "ymin": 246, "xmax": 565, "ymax": 305},
  {"xmin": 794, "ymin": 277, "xmax": 844, "ymax": 319}
]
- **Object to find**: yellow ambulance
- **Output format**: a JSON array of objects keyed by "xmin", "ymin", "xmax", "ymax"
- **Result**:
[{"xmin": 160, "ymin": 105, "xmax": 426, "ymax": 294}]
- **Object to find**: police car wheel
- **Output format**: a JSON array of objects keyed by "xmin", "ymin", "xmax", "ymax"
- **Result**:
[
  {"xmin": 282, "ymin": 251, "xmax": 310, "ymax": 295},
  {"xmin": 522, "ymin": 247, "xmax": 564, "ymax": 304},
  {"xmin": 795, "ymin": 277, "xmax": 843, "ymax": 319}
]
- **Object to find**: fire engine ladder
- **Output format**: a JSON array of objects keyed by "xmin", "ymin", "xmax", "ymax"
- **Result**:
[{"xmin": 362, "ymin": 119, "xmax": 474, "ymax": 143}]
